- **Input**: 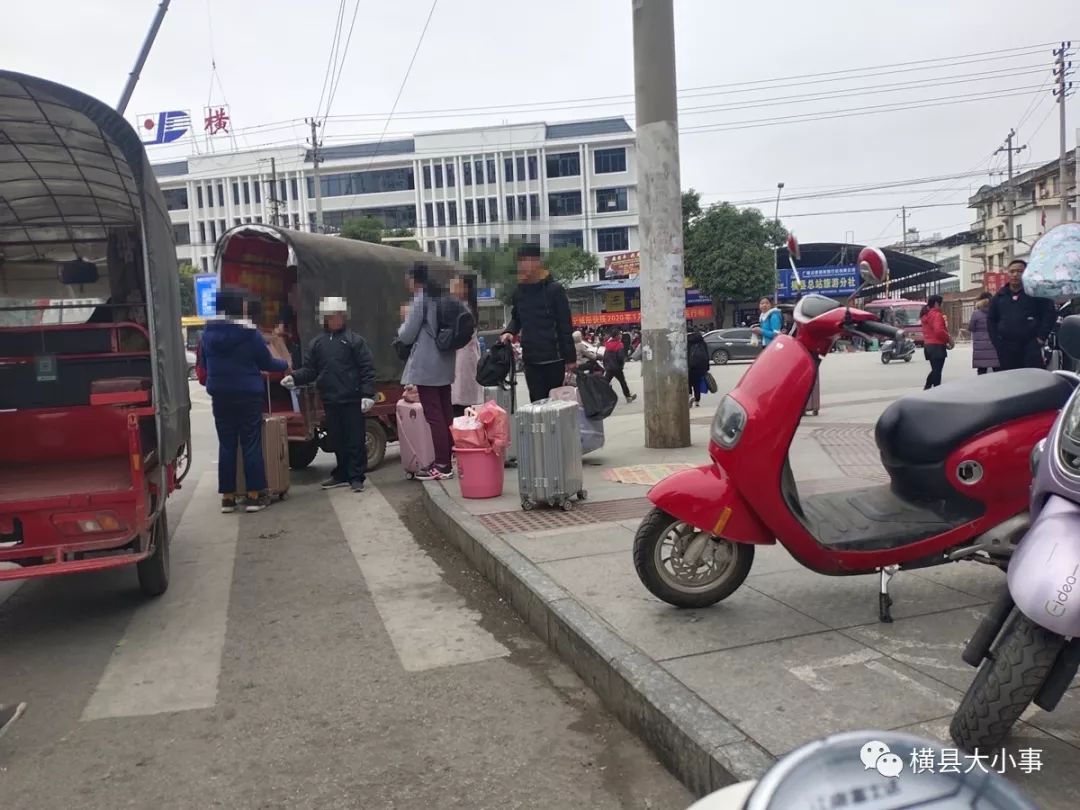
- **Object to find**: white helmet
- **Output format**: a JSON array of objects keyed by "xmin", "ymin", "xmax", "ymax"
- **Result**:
[{"xmin": 318, "ymin": 296, "xmax": 348, "ymax": 316}]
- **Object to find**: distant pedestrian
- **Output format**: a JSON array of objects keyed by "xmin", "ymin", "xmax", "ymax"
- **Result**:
[
  {"xmin": 450, "ymin": 274, "xmax": 483, "ymax": 418},
  {"xmin": 687, "ymin": 329, "xmax": 710, "ymax": 407},
  {"xmin": 969, "ymin": 292, "xmax": 1000, "ymax": 374},
  {"xmin": 398, "ymin": 262, "xmax": 457, "ymax": 480},
  {"xmin": 603, "ymin": 328, "xmax": 637, "ymax": 403},
  {"xmin": 920, "ymin": 295, "xmax": 952, "ymax": 389},
  {"xmin": 501, "ymin": 243, "xmax": 577, "ymax": 402},
  {"xmin": 282, "ymin": 296, "xmax": 376, "ymax": 493},
  {"xmin": 988, "ymin": 259, "xmax": 1055, "ymax": 370},
  {"xmin": 753, "ymin": 297, "xmax": 783, "ymax": 347},
  {"xmin": 202, "ymin": 287, "xmax": 289, "ymax": 513}
]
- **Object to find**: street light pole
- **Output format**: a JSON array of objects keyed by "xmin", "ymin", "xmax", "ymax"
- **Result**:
[
  {"xmin": 632, "ymin": 0, "xmax": 689, "ymax": 448},
  {"xmin": 774, "ymin": 182, "xmax": 784, "ymax": 301}
]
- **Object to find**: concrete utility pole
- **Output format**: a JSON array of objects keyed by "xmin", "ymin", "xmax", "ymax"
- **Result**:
[
  {"xmin": 307, "ymin": 118, "xmax": 324, "ymax": 233},
  {"xmin": 268, "ymin": 156, "xmax": 281, "ymax": 227},
  {"xmin": 632, "ymin": 0, "xmax": 689, "ymax": 448},
  {"xmin": 116, "ymin": 0, "xmax": 170, "ymax": 115},
  {"xmin": 1054, "ymin": 42, "xmax": 1075, "ymax": 224},
  {"xmin": 773, "ymin": 182, "xmax": 784, "ymax": 301},
  {"xmin": 995, "ymin": 129, "xmax": 1026, "ymax": 258},
  {"xmin": 901, "ymin": 206, "xmax": 908, "ymax": 247}
]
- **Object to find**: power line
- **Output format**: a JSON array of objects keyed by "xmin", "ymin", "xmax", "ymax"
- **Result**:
[
  {"xmin": 314, "ymin": 1, "xmax": 346, "ymax": 122},
  {"xmin": 322, "ymin": 0, "xmax": 362, "ymax": 125}
]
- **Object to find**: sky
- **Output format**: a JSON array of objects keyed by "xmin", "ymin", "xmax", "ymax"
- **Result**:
[{"xmin": 5, "ymin": 0, "xmax": 1077, "ymax": 247}]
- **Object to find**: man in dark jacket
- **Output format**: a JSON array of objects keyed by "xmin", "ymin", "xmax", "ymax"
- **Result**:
[
  {"xmin": 500, "ymin": 243, "xmax": 577, "ymax": 402},
  {"xmin": 202, "ymin": 287, "xmax": 289, "ymax": 513},
  {"xmin": 987, "ymin": 259, "xmax": 1055, "ymax": 370},
  {"xmin": 282, "ymin": 297, "xmax": 375, "ymax": 493}
]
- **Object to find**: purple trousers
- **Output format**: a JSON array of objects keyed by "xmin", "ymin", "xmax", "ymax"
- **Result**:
[{"xmin": 418, "ymin": 385, "xmax": 453, "ymax": 468}]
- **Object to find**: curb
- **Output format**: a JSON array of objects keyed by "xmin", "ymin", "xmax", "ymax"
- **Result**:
[{"xmin": 421, "ymin": 481, "xmax": 775, "ymax": 797}]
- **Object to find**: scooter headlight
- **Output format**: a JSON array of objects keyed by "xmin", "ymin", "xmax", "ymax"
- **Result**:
[
  {"xmin": 1031, "ymin": 438, "xmax": 1046, "ymax": 476},
  {"xmin": 711, "ymin": 395, "xmax": 747, "ymax": 449},
  {"xmin": 1057, "ymin": 394, "xmax": 1080, "ymax": 476}
]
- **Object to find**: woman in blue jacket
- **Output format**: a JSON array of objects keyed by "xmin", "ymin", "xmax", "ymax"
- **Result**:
[
  {"xmin": 200, "ymin": 287, "xmax": 288, "ymax": 513},
  {"xmin": 754, "ymin": 297, "xmax": 783, "ymax": 347}
]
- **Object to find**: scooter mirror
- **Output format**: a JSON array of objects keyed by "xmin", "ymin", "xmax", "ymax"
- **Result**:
[
  {"xmin": 857, "ymin": 246, "xmax": 888, "ymax": 286},
  {"xmin": 1058, "ymin": 314, "xmax": 1080, "ymax": 361}
]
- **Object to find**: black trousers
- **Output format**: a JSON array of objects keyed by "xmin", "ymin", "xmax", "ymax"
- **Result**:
[
  {"xmin": 976, "ymin": 367, "xmax": 999, "ymax": 375},
  {"xmin": 604, "ymin": 367, "xmax": 631, "ymax": 397},
  {"xmin": 924, "ymin": 344, "xmax": 947, "ymax": 389},
  {"xmin": 997, "ymin": 339, "xmax": 1044, "ymax": 371},
  {"xmin": 524, "ymin": 362, "xmax": 566, "ymax": 403},
  {"xmin": 212, "ymin": 396, "xmax": 266, "ymax": 494},
  {"xmin": 324, "ymin": 402, "xmax": 367, "ymax": 485}
]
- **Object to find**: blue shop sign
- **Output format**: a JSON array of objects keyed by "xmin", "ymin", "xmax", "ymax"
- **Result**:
[
  {"xmin": 194, "ymin": 274, "xmax": 219, "ymax": 318},
  {"xmin": 778, "ymin": 264, "xmax": 859, "ymax": 298}
]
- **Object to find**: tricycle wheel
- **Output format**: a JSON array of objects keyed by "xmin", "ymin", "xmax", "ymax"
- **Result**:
[
  {"xmin": 288, "ymin": 440, "xmax": 319, "ymax": 470},
  {"xmin": 366, "ymin": 418, "xmax": 388, "ymax": 471},
  {"xmin": 632, "ymin": 507, "xmax": 754, "ymax": 608},
  {"xmin": 137, "ymin": 507, "xmax": 170, "ymax": 598}
]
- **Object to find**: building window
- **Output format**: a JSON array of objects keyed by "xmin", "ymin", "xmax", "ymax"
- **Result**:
[
  {"xmin": 198, "ymin": 221, "xmax": 206, "ymax": 243},
  {"xmin": 467, "ymin": 237, "xmax": 476, "ymax": 252},
  {"xmin": 209, "ymin": 221, "xmax": 217, "ymax": 242},
  {"xmin": 173, "ymin": 223, "xmax": 191, "ymax": 245},
  {"xmin": 546, "ymin": 152, "xmax": 580, "ymax": 178},
  {"xmin": 463, "ymin": 162, "xmax": 472, "ymax": 186},
  {"xmin": 290, "ymin": 178, "xmax": 299, "ymax": 200},
  {"xmin": 447, "ymin": 164, "xmax": 455, "ymax": 187},
  {"xmin": 491, "ymin": 237, "xmax": 501, "ymax": 249},
  {"xmin": 163, "ymin": 187, "xmax": 188, "ymax": 211},
  {"xmin": 196, "ymin": 186, "xmax": 204, "ymax": 208},
  {"xmin": 465, "ymin": 199, "xmax": 475, "ymax": 225},
  {"xmin": 527, "ymin": 155, "xmax": 538, "ymax": 180},
  {"xmin": 434, "ymin": 164, "xmax": 444, "ymax": 189},
  {"xmin": 448, "ymin": 200, "xmax": 458, "ymax": 226},
  {"xmin": 255, "ymin": 215, "xmax": 263, "ymax": 224},
  {"xmin": 423, "ymin": 165, "xmax": 432, "ymax": 189},
  {"xmin": 219, "ymin": 219, "xmax": 227, "ymax": 236},
  {"xmin": 488, "ymin": 198, "xmax": 499, "ymax": 223},
  {"xmin": 477, "ymin": 200, "xmax": 487, "ymax": 224},
  {"xmin": 439, "ymin": 240, "xmax": 447, "ymax": 257},
  {"xmin": 516, "ymin": 194, "xmax": 527, "ymax": 221},
  {"xmin": 279, "ymin": 179, "xmax": 288, "ymax": 202},
  {"xmin": 597, "ymin": 226, "xmax": 629, "ymax": 252},
  {"xmin": 549, "ymin": 191, "xmax": 582, "ymax": 217},
  {"xmin": 427, "ymin": 240, "xmax": 436, "ymax": 254},
  {"xmin": 216, "ymin": 184, "xmax": 225, "ymax": 207},
  {"xmin": 293, "ymin": 213, "xmax": 300, "ymax": 229},
  {"xmin": 437, "ymin": 202, "xmax": 447, "ymax": 227},
  {"xmin": 201, "ymin": 257, "xmax": 209, "ymax": 273},
  {"xmin": 529, "ymin": 193, "xmax": 540, "ymax": 220},
  {"xmin": 506, "ymin": 196, "xmax": 516, "ymax": 221},
  {"xmin": 596, "ymin": 187, "xmax": 628, "ymax": 212},
  {"xmin": 243, "ymin": 183, "xmax": 250, "ymax": 204},
  {"xmin": 504, "ymin": 157, "xmax": 514, "ymax": 182},
  {"xmin": 425, "ymin": 203, "xmax": 434, "ymax": 228},
  {"xmin": 450, "ymin": 239, "xmax": 460, "ymax": 261},
  {"xmin": 474, "ymin": 159, "xmax": 484, "ymax": 184},
  {"xmin": 516, "ymin": 157, "xmax": 526, "ymax": 181},
  {"xmin": 245, "ymin": 216, "xmax": 252, "ymax": 224},
  {"xmin": 486, "ymin": 159, "xmax": 496, "ymax": 186},
  {"xmin": 317, "ymin": 206, "xmax": 418, "ymax": 232},
  {"xmin": 253, "ymin": 182, "xmax": 261, "ymax": 204},
  {"xmin": 234, "ymin": 217, "xmax": 241, "ymax": 226},
  {"xmin": 551, "ymin": 230, "xmax": 583, "ymax": 249},
  {"xmin": 305, "ymin": 167, "xmax": 416, "ymax": 197},
  {"xmin": 230, "ymin": 182, "xmax": 240, "ymax": 206},
  {"xmin": 594, "ymin": 147, "xmax": 627, "ymax": 174},
  {"xmin": 1017, "ymin": 223, "xmax": 1023, "ymax": 242}
]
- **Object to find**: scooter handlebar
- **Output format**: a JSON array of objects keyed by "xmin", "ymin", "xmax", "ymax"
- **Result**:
[{"xmin": 849, "ymin": 319, "xmax": 902, "ymax": 341}]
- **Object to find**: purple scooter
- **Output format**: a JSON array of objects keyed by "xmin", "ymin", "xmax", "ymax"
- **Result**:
[{"xmin": 951, "ymin": 312, "xmax": 1080, "ymax": 750}]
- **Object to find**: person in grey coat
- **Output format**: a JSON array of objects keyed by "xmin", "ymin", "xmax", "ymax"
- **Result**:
[
  {"xmin": 398, "ymin": 262, "xmax": 457, "ymax": 480},
  {"xmin": 969, "ymin": 292, "xmax": 1000, "ymax": 374}
]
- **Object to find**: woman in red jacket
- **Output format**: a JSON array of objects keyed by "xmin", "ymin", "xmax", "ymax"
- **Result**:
[{"xmin": 920, "ymin": 295, "xmax": 953, "ymax": 389}]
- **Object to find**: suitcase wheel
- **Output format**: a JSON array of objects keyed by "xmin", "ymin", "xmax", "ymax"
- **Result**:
[
  {"xmin": 521, "ymin": 498, "xmax": 536, "ymax": 512},
  {"xmin": 406, "ymin": 472, "xmax": 415, "ymax": 480},
  {"xmin": 577, "ymin": 490, "xmax": 588, "ymax": 502},
  {"xmin": 560, "ymin": 499, "xmax": 574, "ymax": 512}
]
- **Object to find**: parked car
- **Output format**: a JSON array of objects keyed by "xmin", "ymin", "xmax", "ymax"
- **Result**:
[{"xmin": 703, "ymin": 328, "xmax": 761, "ymax": 365}]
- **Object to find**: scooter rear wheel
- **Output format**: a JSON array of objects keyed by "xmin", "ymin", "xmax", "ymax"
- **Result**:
[{"xmin": 633, "ymin": 507, "xmax": 754, "ymax": 608}]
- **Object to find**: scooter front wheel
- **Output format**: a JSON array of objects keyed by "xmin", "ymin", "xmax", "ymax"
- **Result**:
[{"xmin": 633, "ymin": 508, "xmax": 754, "ymax": 608}]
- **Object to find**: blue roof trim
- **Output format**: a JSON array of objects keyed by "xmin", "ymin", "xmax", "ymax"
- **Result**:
[
  {"xmin": 307, "ymin": 139, "xmax": 416, "ymax": 162},
  {"xmin": 151, "ymin": 159, "xmax": 189, "ymax": 178},
  {"xmin": 545, "ymin": 118, "xmax": 632, "ymax": 140}
]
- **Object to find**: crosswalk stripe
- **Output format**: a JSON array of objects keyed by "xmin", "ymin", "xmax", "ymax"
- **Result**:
[
  {"xmin": 329, "ymin": 485, "xmax": 509, "ymax": 673},
  {"xmin": 82, "ymin": 474, "xmax": 238, "ymax": 720}
]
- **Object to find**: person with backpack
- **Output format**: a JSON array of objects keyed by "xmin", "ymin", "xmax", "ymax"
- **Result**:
[
  {"xmin": 602, "ymin": 327, "xmax": 637, "ymax": 404},
  {"xmin": 500, "ymin": 243, "xmax": 576, "ymax": 402},
  {"xmin": 397, "ymin": 262, "xmax": 462, "ymax": 480},
  {"xmin": 687, "ymin": 329, "xmax": 710, "ymax": 407},
  {"xmin": 282, "ymin": 296, "xmax": 376, "ymax": 493},
  {"xmin": 450, "ymin": 274, "xmax": 483, "ymax": 418}
]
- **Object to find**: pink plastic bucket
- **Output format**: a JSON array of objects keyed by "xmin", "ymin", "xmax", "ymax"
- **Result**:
[{"xmin": 455, "ymin": 447, "xmax": 505, "ymax": 499}]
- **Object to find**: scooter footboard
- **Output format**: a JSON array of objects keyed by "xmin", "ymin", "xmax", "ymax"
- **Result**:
[
  {"xmin": 648, "ymin": 464, "xmax": 774, "ymax": 544},
  {"xmin": 1008, "ymin": 494, "xmax": 1080, "ymax": 637}
]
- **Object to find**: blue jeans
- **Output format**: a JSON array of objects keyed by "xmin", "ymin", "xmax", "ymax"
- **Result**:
[{"xmin": 213, "ymin": 396, "xmax": 266, "ymax": 494}]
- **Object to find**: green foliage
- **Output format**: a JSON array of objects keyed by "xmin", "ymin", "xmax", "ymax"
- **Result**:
[
  {"xmin": 546, "ymin": 246, "xmax": 599, "ymax": 284},
  {"xmin": 178, "ymin": 262, "xmax": 197, "ymax": 317},
  {"xmin": 684, "ymin": 201, "xmax": 786, "ymax": 305},
  {"xmin": 339, "ymin": 216, "xmax": 384, "ymax": 244},
  {"xmin": 385, "ymin": 228, "xmax": 420, "ymax": 251},
  {"xmin": 463, "ymin": 242, "xmax": 598, "ymax": 291}
]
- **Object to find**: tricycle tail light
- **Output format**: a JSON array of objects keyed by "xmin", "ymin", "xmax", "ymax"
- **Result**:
[{"xmin": 711, "ymin": 395, "xmax": 747, "ymax": 449}]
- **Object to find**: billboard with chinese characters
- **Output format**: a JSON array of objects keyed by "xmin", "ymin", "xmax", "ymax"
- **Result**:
[
  {"xmin": 603, "ymin": 251, "xmax": 639, "ymax": 279},
  {"xmin": 572, "ymin": 305, "xmax": 711, "ymax": 328},
  {"xmin": 778, "ymin": 264, "xmax": 860, "ymax": 298},
  {"xmin": 137, "ymin": 110, "xmax": 191, "ymax": 145},
  {"xmin": 203, "ymin": 105, "xmax": 231, "ymax": 136},
  {"xmin": 984, "ymin": 272, "xmax": 1008, "ymax": 294}
]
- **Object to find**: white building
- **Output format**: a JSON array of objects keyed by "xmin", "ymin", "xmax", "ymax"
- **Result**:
[
  {"xmin": 152, "ymin": 117, "xmax": 638, "ymax": 282},
  {"xmin": 890, "ymin": 229, "xmax": 982, "ymax": 292}
]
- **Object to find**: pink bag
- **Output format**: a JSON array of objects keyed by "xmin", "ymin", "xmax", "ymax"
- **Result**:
[
  {"xmin": 451, "ymin": 411, "xmax": 488, "ymax": 449},
  {"xmin": 473, "ymin": 401, "xmax": 510, "ymax": 452},
  {"xmin": 397, "ymin": 399, "xmax": 435, "ymax": 478}
]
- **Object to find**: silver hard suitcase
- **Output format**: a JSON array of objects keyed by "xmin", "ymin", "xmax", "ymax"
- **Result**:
[
  {"xmin": 484, "ymin": 378, "xmax": 518, "ymax": 466},
  {"xmin": 516, "ymin": 399, "xmax": 586, "ymax": 512}
]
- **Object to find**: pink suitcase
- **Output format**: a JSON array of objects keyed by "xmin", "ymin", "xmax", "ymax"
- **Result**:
[{"xmin": 397, "ymin": 400, "xmax": 435, "ymax": 479}]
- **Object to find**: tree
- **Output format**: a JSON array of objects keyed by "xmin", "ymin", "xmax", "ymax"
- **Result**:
[
  {"xmin": 546, "ymin": 246, "xmax": 599, "ymax": 285},
  {"xmin": 464, "ymin": 242, "xmax": 598, "ymax": 292},
  {"xmin": 178, "ymin": 263, "xmax": 198, "ymax": 317},
  {"xmin": 684, "ymin": 202, "xmax": 787, "ymax": 318},
  {"xmin": 385, "ymin": 228, "xmax": 420, "ymax": 251},
  {"xmin": 339, "ymin": 216, "xmax": 384, "ymax": 244},
  {"xmin": 682, "ymin": 189, "xmax": 702, "ymax": 233}
]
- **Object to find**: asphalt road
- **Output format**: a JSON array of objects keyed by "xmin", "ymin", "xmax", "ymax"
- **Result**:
[{"xmin": 0, "ymin": 383, "xmax": 691, "ymax": 810}]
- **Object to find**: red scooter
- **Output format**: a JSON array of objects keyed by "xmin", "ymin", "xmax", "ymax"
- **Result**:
[{"xmin": 633, "ymin": 253, "xmax": 1075, "ymax": 622}]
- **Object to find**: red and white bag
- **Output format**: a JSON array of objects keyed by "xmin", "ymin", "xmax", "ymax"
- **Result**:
[
  {"xmin": 473, "ymin": 401, "xmax": 510, "ymax": 452},
  {"xmin": 451, "ymin": 409, "xmax": 488, "ymax": 450}
]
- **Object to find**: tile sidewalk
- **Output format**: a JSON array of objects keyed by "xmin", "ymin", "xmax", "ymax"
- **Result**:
[{"xmin": 423, "ymin": 380, "xmax": 1080, "ymax": 806}]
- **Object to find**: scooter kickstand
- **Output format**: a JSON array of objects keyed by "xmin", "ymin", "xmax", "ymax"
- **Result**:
[{"xmin": 878, "ymin": 565, "xmax": 899, "ymax": 623}]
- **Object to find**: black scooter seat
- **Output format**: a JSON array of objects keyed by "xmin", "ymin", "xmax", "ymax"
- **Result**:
[{"xmin": 875, "ymin": 368, "xmax": 1072, "ymax": 466}]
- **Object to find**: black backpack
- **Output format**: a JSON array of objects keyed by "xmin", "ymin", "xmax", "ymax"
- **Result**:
[
  {"xmin": 435, "ymin": 297, "xmax": 475, "ymax": 352},
  {"xmin": 476, "ymin": 342, "xmax": 514, "ymax": 387}
]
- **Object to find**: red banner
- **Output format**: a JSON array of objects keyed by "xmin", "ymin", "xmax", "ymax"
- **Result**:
[
  {"xmin": 572, "ymin": 304, "xmax": 713, "ymax": 328},
  {"xmin": 984, "ymin": 272, "xmax": 1008, "ymax": 294}
]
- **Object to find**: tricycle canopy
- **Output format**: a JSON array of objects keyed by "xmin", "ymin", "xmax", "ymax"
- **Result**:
[
  {"xmin": 214, "ymin": 225, "xmax": 465, "ymax": 383},
  {"xmin": 0, "ymin": 71, "xmax": 190, "ymax": 463}
]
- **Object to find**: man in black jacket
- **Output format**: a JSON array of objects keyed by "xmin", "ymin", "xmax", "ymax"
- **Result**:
[
  {"xmin": 282, "ymin": 297, "xmax": 376, "ymax": 493},
  {"xmin": 987, "ymin": 259, "xmax": 1055, "ymax": 371},
  {"xmin": 500, "ymin": 244, "xmax": 577, "ymax": 402}
]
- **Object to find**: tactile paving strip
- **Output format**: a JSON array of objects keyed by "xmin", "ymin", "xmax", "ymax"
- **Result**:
[{"xmin": 478, "ymin": 498, "xmax": 652, "ymax": 534}]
